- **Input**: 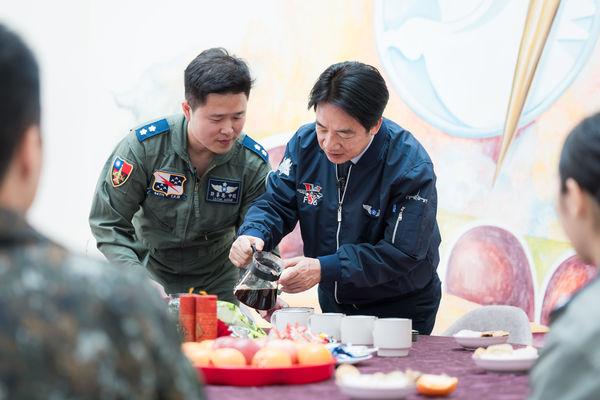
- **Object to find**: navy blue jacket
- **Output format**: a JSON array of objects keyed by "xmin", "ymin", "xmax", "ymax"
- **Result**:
[{"xmin": 239, "ymin": 118, "xmax": 441, "ymax": 306}]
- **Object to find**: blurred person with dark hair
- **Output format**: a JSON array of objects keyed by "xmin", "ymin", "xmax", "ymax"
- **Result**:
[
  {"xmin": 230, "ymin": 62, "xmax": 441, "ymax": 334},
  {"xmin": 529, "ymin": 113, "xmax": 600, "ymax": 400},
  {"xmin": 0, "ymin": 23, "xmax": 203, "ymax": 399},
  {"xmin": 90, "ymin": 48, "xmax": 271, "ymax": 301}
]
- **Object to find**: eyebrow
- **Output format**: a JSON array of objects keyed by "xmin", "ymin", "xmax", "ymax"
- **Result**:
[
  {"xmin": 316, "ymin": 120, "xmax": 355, "ymax": 134},
  {"xmin": 209, "ymin": 111, "xmax": 246, "ymax": 118}
]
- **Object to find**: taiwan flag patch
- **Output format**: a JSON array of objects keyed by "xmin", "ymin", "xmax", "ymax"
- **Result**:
[
  {"xmin": 111, "ymin": 156, "xmax": 133, "ymax": 187},
  {"xmin": 149, "ymin": 170, "xmax": 187, "ymax": 199}
]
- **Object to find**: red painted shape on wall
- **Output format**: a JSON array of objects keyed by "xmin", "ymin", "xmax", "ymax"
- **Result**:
[{"xmin": 446, "ymin": 225, "xmax": 535, "ymax": 320}]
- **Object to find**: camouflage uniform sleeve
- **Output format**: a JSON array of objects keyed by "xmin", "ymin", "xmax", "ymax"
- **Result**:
[
  {"xmin": 0, "ymin": 243, "xmax": 205, "ymax": 399},
  {"xmin": 89, "ymin": 134, "xmax": 149, "ymax": 270}
]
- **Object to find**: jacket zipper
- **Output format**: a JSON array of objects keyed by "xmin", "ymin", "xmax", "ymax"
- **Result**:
[
  {"xmin": 334, "ymin": 164, "xmax": 352, "ymax": 304},
  {"xmin": 391, "ymin": 206, "xmax": 405, "ymax": 244},
  {"xmin": 182, "ymin": 164, "xmax": 216, "ymax": 241}
]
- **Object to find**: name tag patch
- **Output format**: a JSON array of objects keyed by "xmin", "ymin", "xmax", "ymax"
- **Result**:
[
  {"xmin": 148, "ymin": 170, "xmax": 187, "ymax": 199},
  {"xmin": 207, "ymin": 178, "xmax": 241, "ymax": 204}
]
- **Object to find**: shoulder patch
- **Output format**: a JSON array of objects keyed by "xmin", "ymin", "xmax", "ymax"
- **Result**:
[
  {"xmin": 111, "ymin": 156, "xmax": 134, "ymax": 187},
  {"xmin": 242, "ymin": 135, "xmax": 269, "ymax": 162},
  {"xmin": 135, "ymin": 118, "xmax": 170, "ymax": 142}
]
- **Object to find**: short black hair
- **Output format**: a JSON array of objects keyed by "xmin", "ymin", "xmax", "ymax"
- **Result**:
[
  {"xmin": 184, "ymin": 47, "xmax": 252, "ymax": 109},
  {"xmin": 308, "ymin": 61, "xmax": 389, "ymax": 131},
  {"xmin": 0, "ymin": 24, "xmax": 40, "ymax": 183},
  {"xmin": 559, "ymin": 112, "xmax": 600, "ymax": 204}
]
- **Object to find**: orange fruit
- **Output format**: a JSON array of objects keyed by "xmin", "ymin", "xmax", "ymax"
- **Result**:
[
  {"xmin": 198, "ymin": 339, "xmax": 214, "ymax": 350},
  {"xmin": 210, "ymin": 348, "xmax": 247, "ymax": 367},
  {"xmin": 251, "ymin": 348, "xmax": 293, "ymax": 367},
  {"xmin": 181, "ymin": 342, "xmax": 212, "ymax": 366},
  {"xmin": 416, "ymin": 374, "xmax": 458, "ymax": 396},
  {"xmin": 297, "ymin": 343, "xmax": 333, "ymax": 365}
]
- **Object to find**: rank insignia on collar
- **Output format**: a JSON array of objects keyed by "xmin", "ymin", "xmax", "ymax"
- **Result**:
[
  {"xmin": 149, "ymin": 170, "xmax": 187, "ymax": 199},
  {"xmin": 111, "ymin": 156, "xmax": 134, "ymax": 187},
  {"xmin": 206, "ymin": 178, "xmax": 241, "ymax": 204}
]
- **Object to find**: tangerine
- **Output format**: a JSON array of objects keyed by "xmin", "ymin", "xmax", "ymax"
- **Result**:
[
  {"xmin": 416, "ymin": 374, "xmax": 458, "ymax": 396},
  {"xmin": 211, "ymin": 348, "xmax": 247, "ymax": 367},
  {"xmin": 198, "ymin": 339, "xmax": 214, "ymax": 350},
  {"xmin": 297, "ymin": 343, "xmax": 333, "ymax": 365},
  {"xmin": 181, "ymin": 342, "xmax": 212, "ymax": 366},
  {"xmin": 251, "ymin": 348, "xmax": 293, "ymax": 367}
]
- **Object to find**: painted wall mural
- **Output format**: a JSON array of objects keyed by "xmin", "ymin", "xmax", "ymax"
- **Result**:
[{"xmin": 3, "ymin": 0, "xmax": 599, "ymax": 330}]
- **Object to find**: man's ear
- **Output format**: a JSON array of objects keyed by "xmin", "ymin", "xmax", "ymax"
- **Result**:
[
  {"xmin": 369, "ymin": 117, "xmax": 383, "ymax": 136},
  {"xmin": 182, "ymin": 101, "xmax": 192, "ymax": 120}
]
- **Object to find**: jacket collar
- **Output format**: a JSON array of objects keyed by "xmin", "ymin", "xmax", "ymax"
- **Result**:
[
  {"xmin": 0, "ymin": 207, "xmax": 45, "ymax": 246},
  {"xmin": 353, "ymin": 118, "xmax": 389, "ymax": 169}
]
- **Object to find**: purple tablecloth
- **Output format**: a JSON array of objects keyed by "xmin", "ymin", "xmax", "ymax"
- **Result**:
[{"xmin": 203, "ymin": 335, "xmax": 530, "ymax": 399}]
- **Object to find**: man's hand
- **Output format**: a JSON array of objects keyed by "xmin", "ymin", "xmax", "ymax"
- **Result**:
[
  {"xmin": 258, "ymin": 297, "xmax": 289, "ymax": 322},
  {"xmin": 278, "ymin": 256, "xmax": 321, "ymax": 294},
  {"xmin": 148, "ymin": 278, "xmax": 169, "ymax": 300},
  {"xmin": 229, "ymin": 235, "xmax": 265, "ymax": 268}
]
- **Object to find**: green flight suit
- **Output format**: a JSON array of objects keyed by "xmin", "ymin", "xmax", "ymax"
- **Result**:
[{"xmin": 89, "ymin": 114, "xmax": 271, "ymax": 302}]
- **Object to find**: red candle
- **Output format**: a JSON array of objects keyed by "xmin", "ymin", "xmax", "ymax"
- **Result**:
[
  {"xmin": 195, "ymin": 295, "xmax": 218, "ymax": 341},
  {"xmin": 179, "ymin": 294, "xmax": 197, "ymax": 342}
]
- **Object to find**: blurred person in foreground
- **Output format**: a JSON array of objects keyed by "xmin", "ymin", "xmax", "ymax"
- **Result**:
[
  {"xmin": 229, "ymin": 61, "xmax": 442, "ymax": 334},
  {"xmin": 89, "ymin": 48, "xmax": 271, "ymax": 302},
  {"xmin": 529, "ymin": 113, "xmax": 600, "ymax": 400},
  {"xmin": 0, "ymin": 24, "xmax": 204, "ymax": 399}
]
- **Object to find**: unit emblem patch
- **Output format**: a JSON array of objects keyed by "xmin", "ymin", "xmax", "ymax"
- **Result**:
[
  {"xmin": 111, "ymin": 156, "xmax": 133, "ymax": 187},
  {"xmin": 149, "ymin": 170, "xmax": 186, "ymax": 199},
  {"xmin": 297, "ymin": 183, "xmax": 323, "ymax": 206}
]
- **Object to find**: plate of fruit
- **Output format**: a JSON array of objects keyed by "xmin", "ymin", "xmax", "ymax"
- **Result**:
[{"xmin": 182, "ymin": 333, "xmax": 335, "ymax": 386}]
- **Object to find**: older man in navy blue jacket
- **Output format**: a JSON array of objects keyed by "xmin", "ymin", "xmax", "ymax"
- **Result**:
[{"xmin": 230, "ymin": 61, "xmax": 441, "ymax": 334}]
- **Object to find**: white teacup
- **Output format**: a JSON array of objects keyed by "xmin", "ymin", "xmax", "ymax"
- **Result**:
[
  {"xmin": 270, "ymin": 307, "xmax": 314, "ymax": 331},
  {"xmin": 373, "ymin": 318, "xmax": 412, "ymax": 357},
  {"xmin": 340, "ymin": 315, "xmax": 377, "ymax": 345},
  {"xmin": 308, "ymin": 313, "xmax": 345, "ymax": 341}
]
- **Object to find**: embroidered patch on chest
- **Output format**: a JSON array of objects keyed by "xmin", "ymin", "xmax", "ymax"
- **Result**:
[
  {"xmin": 206, "ymin": 178, "xmax": 241, "ymax": 204},
  {"xmin": 148, "ymin": 171, "xmax": 187, "ymax": 199},
  {"xmin": 297, "ymin": 183, "xmax": 323, "ymax": 206},
  {"xmin": 362, "ymin": 204, "xmax": 380, "ymax": 217},
  {"xmin": 111, "ymin": 156, "xmax": 133, "ymax": 187}
]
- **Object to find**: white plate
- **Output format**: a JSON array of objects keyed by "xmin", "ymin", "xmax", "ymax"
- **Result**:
[
  {"xmin": 336, "ymin": 381, "xmax": 416, "ymax": 399},
  {"xmin": 472, "ymin": 355, "xmax": 538, "ymax": 372},
  {"xmin": 454, "ymin": 335, "xmax": 509, "ymax": 349},
  {"xmin": 336, "ymin": 354, "xmax": 373, "ymax": 365}
]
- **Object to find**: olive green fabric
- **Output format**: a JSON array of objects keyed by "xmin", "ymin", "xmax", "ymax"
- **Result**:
[
  {"xmin": 528, "ymin": 275, "xmax": 600, "ymax": 400},
  {"xmin": 89, "ymin": 114, "xmax": 271, "ymax": 300},
  {"xmin": 0, "ymin": 207, "xmax": 204, "ymax": 399}
]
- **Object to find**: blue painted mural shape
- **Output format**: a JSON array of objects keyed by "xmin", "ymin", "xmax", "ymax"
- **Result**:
[{"xmin": 374, "ymin": 0, "xmax": 600, "ymax": 138}]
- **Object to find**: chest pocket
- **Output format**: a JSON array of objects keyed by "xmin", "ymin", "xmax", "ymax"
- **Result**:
[{"xmin": 141, "ymin": 194, "xmax": 180, "ymax": 231}]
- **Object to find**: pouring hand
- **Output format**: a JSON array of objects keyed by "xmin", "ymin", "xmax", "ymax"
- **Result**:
[
  {"xmin": 258, "ymin": 297, "xmax": 289, "ymax": 322},
  {"xmin": 229, "ymin": 235, "xmax": 264, "ymax": 268},
  {"xmin": 278, "ymin": 257, "xmax": 321, "ymax": 294}
]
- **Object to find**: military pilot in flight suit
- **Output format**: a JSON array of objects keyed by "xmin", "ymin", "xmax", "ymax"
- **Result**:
[{"xmin": 89, "ymin": 48, "xmax": 271, "ymax": 302}]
